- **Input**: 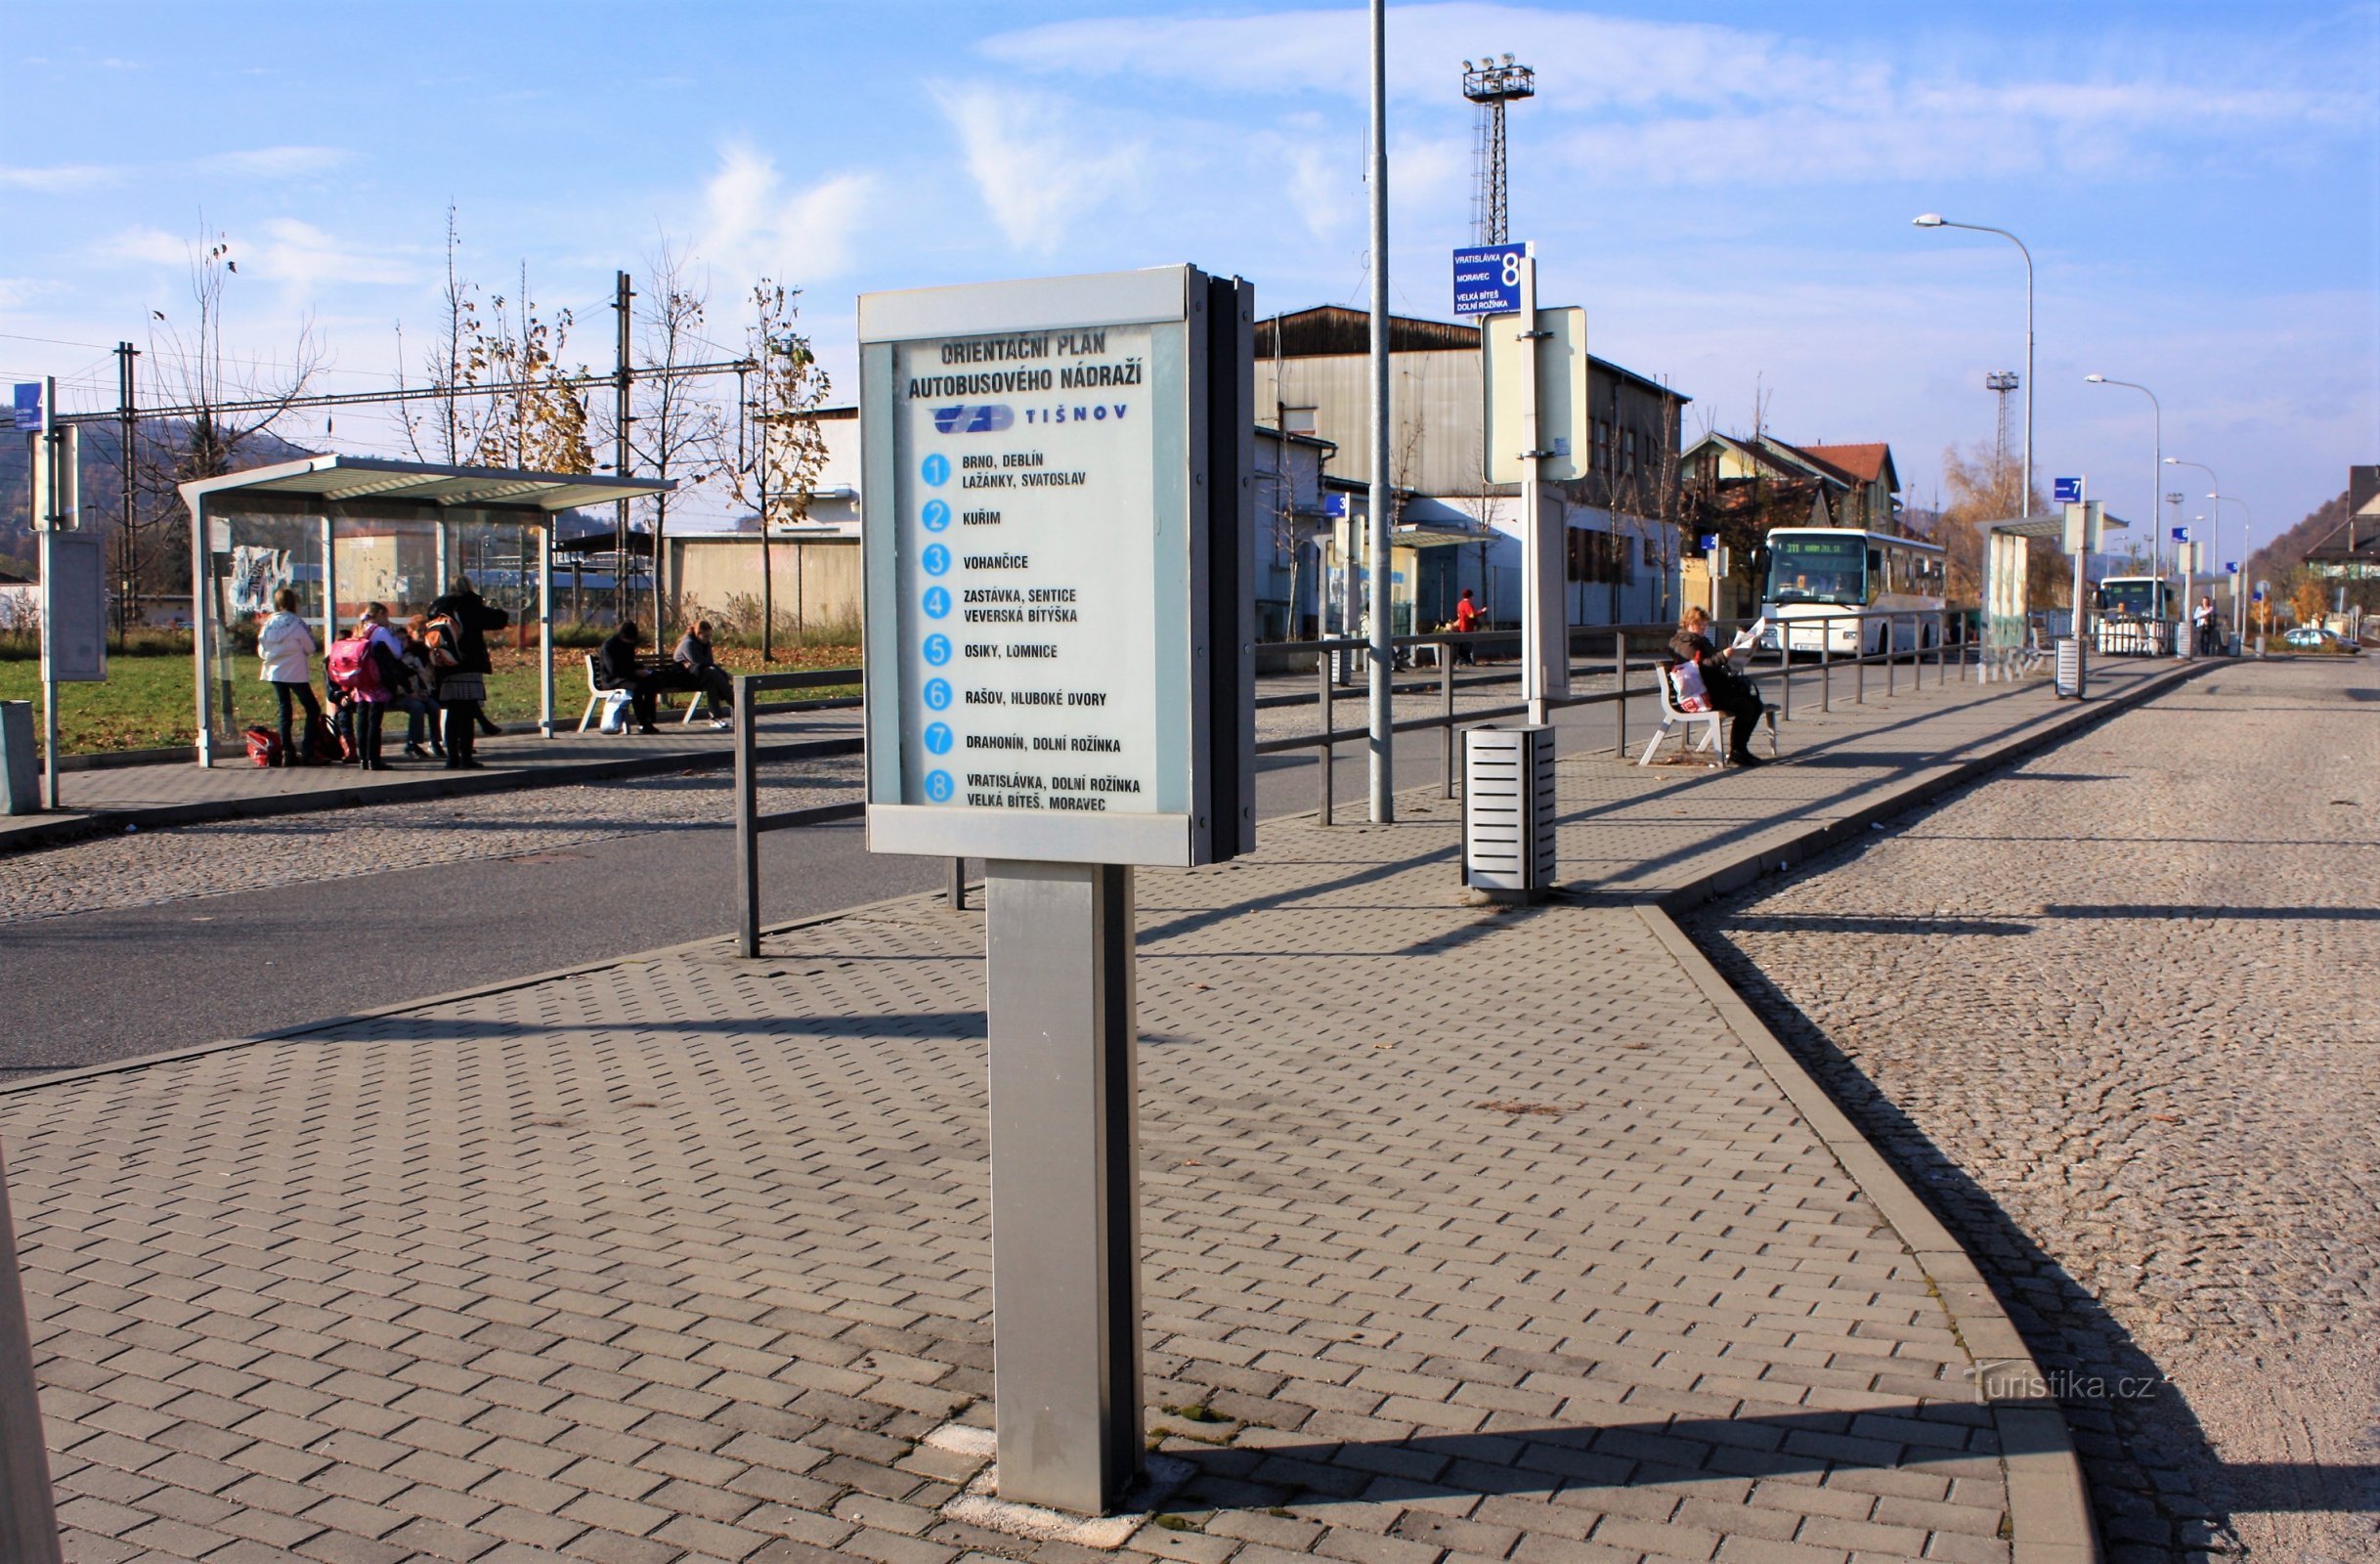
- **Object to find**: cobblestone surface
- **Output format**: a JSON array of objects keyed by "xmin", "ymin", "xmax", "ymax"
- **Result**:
[
  {"xmin": 0, "ymin": 659, "xmax": 2110, "ymax": 1564},
  {"xmin": 1684, "ymin": 657, "xmax": 2380, "ymax": 1562}
]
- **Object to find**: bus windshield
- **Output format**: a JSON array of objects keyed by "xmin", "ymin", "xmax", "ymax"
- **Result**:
[
  {"xmin": 1765, "ymin": 534, "xmax": 1867, "ymax": 606},
  {"xmin": 2098, "ymin": 579, "xmax": 2165, "ymax": 616}
]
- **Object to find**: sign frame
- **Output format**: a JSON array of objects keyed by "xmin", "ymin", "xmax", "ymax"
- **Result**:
[{"xmin": 857, "ymin": 265, "xmax": 1254, "ymax": 869}]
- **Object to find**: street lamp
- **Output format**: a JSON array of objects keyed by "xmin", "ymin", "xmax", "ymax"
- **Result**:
[
  {"xmin": 2167, "ymin": 458, "xmax": 2219, "ymax": 652},
  {"xmin": 2084, "ymin": 374, "xmax": 2161, "ymax": 595},
  {"xmin": 2211, "ymin": 493, "xmax": 2254, "ymax": 641},
  {"xmin": 1915, "ymin": 213, "xmax": 2034, "ymax": 515}
]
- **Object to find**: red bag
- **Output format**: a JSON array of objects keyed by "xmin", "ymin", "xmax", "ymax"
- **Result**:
[{"xmin": 243, "ymin": 726, "xmax": 281, "ymax": 767}]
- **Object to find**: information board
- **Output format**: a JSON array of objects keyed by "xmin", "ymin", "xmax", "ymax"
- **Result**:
[
  {"xmin": 859, "ymin": 265, "xmax": 1254, "ymax": 868},
  {"xmin": 1482, "ymin": 306, "xmax": 1587, "ymax": 484},
  {"xmin": 1451, "ymin": 244, "xmax": 1527, "ymax": 317}
]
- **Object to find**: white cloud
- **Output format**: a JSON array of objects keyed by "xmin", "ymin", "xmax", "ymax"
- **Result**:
[
  {"xmin": 195, "ymin": 146, "xmax": 351, "ymax": 179},
  {"xmin": 694, "ymin": 141, "xmax": 877, "ymax": 283},
  {"xmin": 932, "ymin": 85, "xmax": 1148, "ymax": 254},
  {"xmin": 978, "ymin": 4, "xmax": 2361, "ymax": 189},
  {"xmin": 103, "ymin": 226, "xmax": 192, "ymax": 266},
  {"xmin": 0, "ymin": 163, "xmax": 125, "ymax": 193},
  {"xmin": 243, "ymin": 219, "xmax": 417, "ymax": 292}
]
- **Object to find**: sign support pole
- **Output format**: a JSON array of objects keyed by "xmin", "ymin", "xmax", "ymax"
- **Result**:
[
  {"xmin": 982, "ymin": 860, "xmax": 1143, "ymax": 1514},
  {"xmin": 36, "ymin": 380, "xmax": 60, "ymax": 809},
  {"xmin": 1364, "ymin": 0, "xmax": 1394, "ymax": 822}
]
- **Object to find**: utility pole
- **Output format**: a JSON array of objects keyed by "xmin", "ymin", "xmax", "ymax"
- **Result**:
[
  {"xmin": 613, "ymin": 270, "xmax": 634, "ymax": 623},
  {"xmin": 1365, "ymin": 0, "xmax": 1393, "ymax": 823},
  {"xmin": 115, "ymin": 342, "xmax": 138, "ymax": 644}
]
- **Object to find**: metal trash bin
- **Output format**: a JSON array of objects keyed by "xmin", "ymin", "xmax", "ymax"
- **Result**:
[
  {"xmin": 1462, "ymin": 725, "xmax": 1557, "ymax": 897},
  {"xmin": 0, "ymin": 702, "xmax": 36, "ymax": 815},
  {"xmin": 2054, "ymin": 636, "xmax": 2087, "ymax": 700}
]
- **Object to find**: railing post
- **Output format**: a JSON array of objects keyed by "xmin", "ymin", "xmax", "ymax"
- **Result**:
[
  {"xmin": 1440, "ymin": 640, "xmax": 1455, "ymax": 799},
  {"xmin": 1886, "ymin": 616, "xmax": 1897, "ymax": 698},
  {"xmin": 1613, "ymin": 629, "xmax": 1628, "ymax": 758},
  {"xmin": 1317, "ymin": 648, "xmax": 1333, "ymax": 827},
  {"xmin": 947, "ymin": 857, "xmax": 968, "ymax": 911},
  {"xmin": 734, "ymin": 672, "xmax": 760, "ymax": 958},
  {"xmin": 1856, "ymin": 616, "xmax": 1867, "ymax": 704},
  {"xmin": 1821, "ymin": 619, "xmax": 1832, "ymax": 712},
  {"xmin": 1778, "ymin": 630, "xmax": 1792, "ymax": 722}
]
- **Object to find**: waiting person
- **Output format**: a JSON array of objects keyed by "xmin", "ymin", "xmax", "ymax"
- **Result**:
[
  {"xmin": 395, "ymin": 613, "xmax": 444, "ymax": 760},
  {"xmin": 1670, "ymin": 604, "xmax": 1766, "ymax": 767},
  {"xmin": 427, "ymin": 576, "xmax": 510, "ymax": 741},
  {"xmin": 1451, "ymin": 588, "xmax": 1482, "ymax": 665},
  {"xmin": 2193, "ymin": 595, "xmax": 2219, "ymax": 654},
  {"xmin": 599, "ymin": 620, "xmax": 664, "ymax": 734},
  {"xmin": 332, "ymin": 603, "xmax": 410, "ymax": 771},
  {"xmin": 255, "ymin": 588, "xmax": 324, "ymax": 767},
  {"xmin": 671, "ymin": 620, "xmax": 735, "ymax": 728}
]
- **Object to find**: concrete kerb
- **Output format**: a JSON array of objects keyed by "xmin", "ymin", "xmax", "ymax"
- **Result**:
[{"xmin": 0, "ymin": 731, "xmax": 862, "ymax": 856}]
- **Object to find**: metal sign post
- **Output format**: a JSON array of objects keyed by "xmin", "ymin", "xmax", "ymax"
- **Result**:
[
  {"xmin": 859, "ymin": 265, "xmax": 1254, "ymax": 1516},
  {"xmin": 2058, "ymin": 496, "xmax": 2100, "ymax": 697},
  {"xmin": 1475, "ymin": 248, "xmax": 1582, "ymax": 724},
  {"xmin": 29, "ymin": 379, "xmax": 99, "ymax": 808}
]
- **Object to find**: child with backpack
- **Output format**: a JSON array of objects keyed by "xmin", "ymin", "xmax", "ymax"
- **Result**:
[{"xmin": 326, "ymin": 604, "xmax": 411, "ymax": 770}]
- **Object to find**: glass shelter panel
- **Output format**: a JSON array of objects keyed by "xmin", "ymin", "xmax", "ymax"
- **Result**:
[
  {"xmin": 447, "ymin": 516, "xmax": 542, "ymax": 726},
  {"xmin": 203, "ymin": 508, "xmax": 325, "ymax": 749}
]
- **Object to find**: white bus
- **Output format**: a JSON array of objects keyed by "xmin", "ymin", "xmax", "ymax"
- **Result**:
[
  {"xmin": 1759, "ymin": 527, "xmax": 1947, "ymax": 656},
  {"xmin": 2093, "ymin": 576, "xmax": 2176, "ymax": 656}
]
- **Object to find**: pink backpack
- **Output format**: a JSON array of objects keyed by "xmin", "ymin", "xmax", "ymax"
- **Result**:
[{"xmin": 326, "ymin": 633, "xmax": 384, "ymax": 700}]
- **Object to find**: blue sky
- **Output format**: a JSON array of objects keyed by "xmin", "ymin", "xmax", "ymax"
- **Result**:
[{"xmin": 3, "ymin": 0, "xmax": 2373, "ymax": 550}]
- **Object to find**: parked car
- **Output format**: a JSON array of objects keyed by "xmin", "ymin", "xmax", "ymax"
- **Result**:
[{"xmin": 2281, "ymin": 626, "xmax": 2362, "ymax": 654}]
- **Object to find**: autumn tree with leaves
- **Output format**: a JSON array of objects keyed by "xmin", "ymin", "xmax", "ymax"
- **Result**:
[{"xmin": 724, "ymin": 280, "xmax": 832, "ymax": 660}]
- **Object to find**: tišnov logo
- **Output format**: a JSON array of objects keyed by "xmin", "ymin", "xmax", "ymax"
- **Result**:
[{"xmin": 932, "ymin": 404, "xmax": 1015, "ymax": 435}]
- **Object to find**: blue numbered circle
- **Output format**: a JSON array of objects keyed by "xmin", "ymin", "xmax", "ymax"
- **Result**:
[
  {"xmin": 922, "ymin": 586, "xmax": 951, "ymax": 619},
  {"xmin": 924, "ymin": 769, "xmax": 955, "ymax": 804},
  {"xmin": 921, "ymin": 454, "xmax": 950, "ymax": 487},
  {"xmin": 922, "ymin": 543, "xmax": 950, "ymax": 577},
  {"xmin": 923, "ymin": 677, "xmax": 952, "ymax": 711},
  {"xmin": 922, "ymin": 500, "xmax": 951, "ymax": 532},
  {"xmin": 923, "ymin": 632, "xmax": 951, "ymax": 666},
  {"xmin": 924, "ymin": 721, "xmax": 953, "ymax": 755}
]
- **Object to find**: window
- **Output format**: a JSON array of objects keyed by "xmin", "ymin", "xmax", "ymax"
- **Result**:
[
  {"xmin": 1622, "ymin": 429, "xmax": 1637, "ymax": 477},
  {"xmin": 1282, "ymin": 407, "xmax": 1318, "ymax": 436},
  {"xmin": 1566, "ymin": 528, "xmax": 1634, "ymax": 585}
]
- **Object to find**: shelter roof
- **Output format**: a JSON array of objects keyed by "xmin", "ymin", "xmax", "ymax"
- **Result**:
[
  {"xmin": 178, "ymin": 456, "xmax": 672, "ymax": 517},
  {"xmin": 1983, "ymin": 511, "xmax": 2131, "ymax": 541}
]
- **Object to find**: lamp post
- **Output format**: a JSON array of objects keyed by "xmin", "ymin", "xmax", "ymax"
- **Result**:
[
  {"xmin": 2083, "ymin": 374, "xmax": 2161, "ymax": 599},
  {"xmin": 2166, "ymin": 457, "xmax": 2218, "ymax": 649},
  {"xmin": 1915, "ymin": 214, "xmax": 2034, "ymax": 515},
  {"xmin": 2212, "ymin": 493, "xmax": 2254, "ymax": 643}
]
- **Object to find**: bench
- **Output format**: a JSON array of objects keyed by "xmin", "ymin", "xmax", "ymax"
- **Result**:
[
  {"xmin": 1636, "ymin": 661, "xmax": 1779, "ymax": 768},
  {"xmin": 578, "ymin": 654, "xmax": 717, "ymax": 732}
]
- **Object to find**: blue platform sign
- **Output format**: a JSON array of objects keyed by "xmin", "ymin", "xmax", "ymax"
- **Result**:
[
  {"xmin": 1452, "ymin": 244, "xmax": 1527, "ymax": 316},
  {"xmin": 1322, "ymin": 493, "xmax": 1347, "ymax": 518},
  {"xmin": 2224, "ymin": 561, "xmax": 2237, "ymax": 574},
  {"xmin": 12, "ymin": 383, "xmax": 40, "ymax": 431},
  {"xmin": 2053, "ymin": 476, "xmax": 2083, "ymax": 504},
  {"xmin": 2172, "ymin": 526, "xmax": 2189, "ymax": 542}
]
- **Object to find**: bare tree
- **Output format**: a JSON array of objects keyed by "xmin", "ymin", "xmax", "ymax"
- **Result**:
[
  {"xmin": 626, "ymin": 239, "xmax": 729, "ymax": 637},
  {"xmin": 724, "ymin": 280, "xmax": 831, "ymax": 661},
  {"xmin": 131, "ymin": 220, "xmax": 324, "ymax": 622}
]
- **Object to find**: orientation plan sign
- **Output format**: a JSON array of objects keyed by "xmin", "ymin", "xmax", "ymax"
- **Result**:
[
  {"xmin": 894, "ymin": 324, "xmax": 1158, "ymax": 820},
  {"xmin": 858, "ymin": 265, "xmax": 1255, "ymax": 869}
]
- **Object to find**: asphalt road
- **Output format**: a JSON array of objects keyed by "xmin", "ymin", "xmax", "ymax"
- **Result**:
[{"xmin": 2, "ymin": 692, "xmax": 1647, "ymax": 1078}]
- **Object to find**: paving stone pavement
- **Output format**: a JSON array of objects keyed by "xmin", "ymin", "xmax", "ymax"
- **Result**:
[
  {"xmin": 1683, "ymin": 657, "xmax": 2380, "ymax": 1564},
  {"xmin": 0, "ymin": 655, "xmax": 2183, "ymax": 1564}
]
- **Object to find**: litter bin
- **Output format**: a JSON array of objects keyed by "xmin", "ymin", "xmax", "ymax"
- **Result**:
[
  {"xmin": 2054, "ymin": 636, "xmax": 2087, "ymax": 700},
  {"xmin": 1462, "ymin": 724, "xmax": 1556, "ymax": 898},
  {"xmin": 0, "ymin": 702, "xmax": 36, "ymax": 815}
]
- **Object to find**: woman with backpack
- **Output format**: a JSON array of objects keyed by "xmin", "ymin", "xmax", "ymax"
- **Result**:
[
  {"xmin": 255, "ymin": 587, "xmax": 324, "ymax": 767},
  {"xmin": 427, "ymin": 577, "xmax": 509, "ymax": 768},
  {"xmin": 396, "ymin": 614, "xmax": 444, "ymax": 760},
  {"xmin": 326, "ymin": 604, "xmax": 410, "ymax": 770}
]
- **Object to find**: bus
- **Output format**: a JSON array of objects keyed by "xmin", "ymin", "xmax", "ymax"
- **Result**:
[
  {"xmin": 2093, "ymin": 576, "xmax": 2175, "ymax": 656},
  {"xmin": 1758, "ymin": 528, "xmax": 1947, "ymax": 657}
]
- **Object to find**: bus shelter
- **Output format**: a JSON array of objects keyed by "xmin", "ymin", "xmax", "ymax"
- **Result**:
[
  {"xmin": 179, "ymin": 456, "xmax": 671, "ymax": 766},
  {"xmin": 1977, "ymin": 509, "xmax": 2127, "ymax": 679}
]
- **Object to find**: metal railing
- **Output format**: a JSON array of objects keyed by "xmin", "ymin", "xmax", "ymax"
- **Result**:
[
  {"xmin": 1263, "ymin": 607, "xmax": 1972, "ymax": 816},
  {"xmin": 730, "ymin": 668, "xmax": 871, "ymax": 958}
]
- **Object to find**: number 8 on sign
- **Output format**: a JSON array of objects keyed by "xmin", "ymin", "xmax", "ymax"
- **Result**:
[{"xmin": 1501, "ymin": 252, "xmax": 1523, "ymax": 287}]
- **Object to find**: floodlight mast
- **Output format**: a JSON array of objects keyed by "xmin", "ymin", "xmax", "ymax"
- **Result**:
[{"xmin": 1463, "ymin": 54, "xmax": 1535, "ymax": 244}]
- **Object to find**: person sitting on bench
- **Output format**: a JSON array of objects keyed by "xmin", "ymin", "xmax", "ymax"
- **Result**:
[
  {"xmin": 598, "ymin": 620, "xmax": 664, "ymax": 734},
  {"xmin": 1669, "ymin": 605, "xmax": 1765, "ymax": 768},
  {"xmin": 671, "ymin": 620, "xmax": 735, "ymax": 728}
]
